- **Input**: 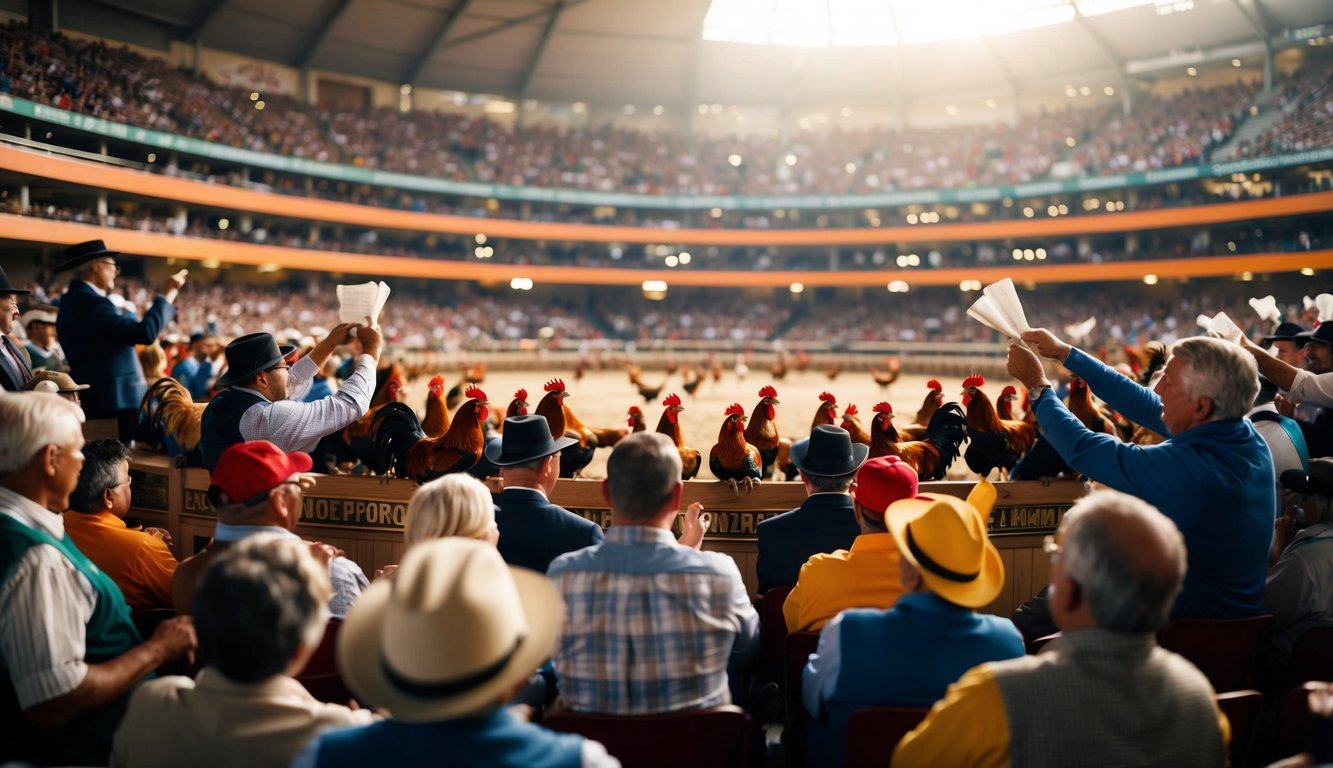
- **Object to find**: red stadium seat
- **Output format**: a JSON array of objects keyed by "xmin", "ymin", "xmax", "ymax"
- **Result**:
[
  {"xmin": 759, "ymin": 584, "xmax": 795, "ymax": 681},
  {"xmin": 541, "ymin": 705, "xmax": 752, "ymax": 768},
  {"xmin": 1157, "ymin": 615, "xmax": 1274, "ymax": 692},
  {"xmin": 1282, "ymin": 626, "xmax": 1333, "ymax": 690},
  {"xmin": 784, "ymin": 630, "xmax": 822, "ymax": 728},
  {"xmin": 844, "ymin": 706, "xmax": 930, "ymax": 768},
  {"xmin": 297, "ymin": 617, "xmax": 355, "ymax": 704},
  {"xmin": 1216, "ymin": 690, "xmax": 1263, "ymax": 768},
  {"xmin": 1277, "ymin": 681, "xmax": 1327, "ymax": 760}
]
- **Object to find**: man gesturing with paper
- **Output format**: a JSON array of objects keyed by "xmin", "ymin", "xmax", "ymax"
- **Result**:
[
  {"xmin": 1007, "ymin": 329, "xmax": 1273, "ymax": 620},
  {"xmin": 198, "ymin": 321, "xmax": 382, "ymax": 471}
]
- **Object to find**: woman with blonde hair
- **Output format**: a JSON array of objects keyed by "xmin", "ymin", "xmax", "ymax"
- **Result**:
[{"xmin": 378, "ymin": 474, "xmax": 498, "ymax": 580}]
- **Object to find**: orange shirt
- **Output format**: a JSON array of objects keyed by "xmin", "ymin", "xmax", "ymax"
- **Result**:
[
  {"xmin": 62, "ymin": 510, "xmax": 178, "ymax": 612},
  {"xmin": 783, "ymin": 532, "xmax": 905, "ymax": 633}
]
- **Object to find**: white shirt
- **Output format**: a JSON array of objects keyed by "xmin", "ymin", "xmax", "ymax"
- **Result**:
[
  {"xmin": 1290, "ymin": 369, "xmax": 1333, "ymax": 410},
  {"xmin": 0, "ymin": 485, "xmax": 96, "ymax": 708},
  {"xmin": 235, "ymin": 353, "xmax": 376, "ymax": 454}
]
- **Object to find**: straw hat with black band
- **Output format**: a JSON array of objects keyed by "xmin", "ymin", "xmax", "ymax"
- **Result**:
[{"xmin": 886, "ymin": 494, "xmax": 1005, "ymax": 608}]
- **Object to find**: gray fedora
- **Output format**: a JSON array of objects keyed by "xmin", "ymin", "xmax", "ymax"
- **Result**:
[
  {"xmin": 484, "ymin": 415, "xmax": 577, "ymax": 466},
  {"xmin": 789, "ymin": 424, "xmax": 869, "ymax": 477}
]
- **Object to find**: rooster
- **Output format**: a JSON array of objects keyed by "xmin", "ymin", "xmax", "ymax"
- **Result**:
[
  {"xmin": 445, "ymin": 363, "xmax": 487, "ymax": 411},
  {"xmin": 1067, "ymin": 376, "xmax": 1117, "ymax": 436},
  {"xmin": 627, "ymin": 364, "xmax": 666, "ymax": 403},
  {"xmin": 656, "ymin": 393, "xmax": 701, "ymax": 480},
  {"xmin": 744, "ymin": 385, "xmax": 790, "ymax": 479},
  {"xmin": 996, "ymin": 385, "xmax": 1019, "ymax": 421},
  {"xmin": 682, "ymin": 366, "xmax": 703, "ymax": 396},
  {"xmin": 793, "ymin": 350, "xmax": 812, "ymax": 372},
  {"xmin": 421, "ymin": 376, "xmax": 450, "ymax": 438},
  {"xmin": 534, "ymin": 378, "xmax": 598, "ymax": 478},
  {"xmin": 709, "ymin": 403, "xmax": 763, "ymax": 494},
  {"xmin": 869, "ymin": 401, "xmax": 968, "ymax": 481},
  {"xmin": 768, "ymin": 352, "xmax": 789, "ymax": 381},
  {"xmin": 505, "ymin": 388, "xmax": 530, "ymax": 420},
  {"xmin": 371, "ymin": 386, "xmax": 490, "ymax": 481},
  {"xmin": 840, "ymin": 404, "xmax": 871, "ymax": 446},
  {"xmin": 870, "ymin": 356, "xmax": 901, "ymax": 388},
  {"xmin": 341, "ymin": 364, "xmax": 407, "ymax": 446},
  {"xmin": 897, "ymin": 379, "xmax": 944, "ymax": 441},
  {"xmin": 962, "ymin": 374, "xmax": 1037, "ymax": 479},
  {"xmin": 628, "ymin": 406, "xmax": 647, "ymax": 433},
  {"xmin": 140, "ymin": 377, "xmax": 205, "ymax": 454},
  {"xmin": 825, "ymin": 365, "xmax": 841, "ymax": 381},
  {"xmin": 779, "ymin": 391, "xmax": 839, "ymax": 480}
]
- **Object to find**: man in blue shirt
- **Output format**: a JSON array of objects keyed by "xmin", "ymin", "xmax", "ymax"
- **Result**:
[
  {"xmin": 171, "ymin": 333, "xmax": 219, "ymax": 399},
  {"xmin": 1009, "ymin": 331, "xmax": 1273, "ymax": 618}
]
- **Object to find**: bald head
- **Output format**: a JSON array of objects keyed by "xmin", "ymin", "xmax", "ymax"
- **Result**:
[{"xmin": 1060, "ymin": 490, "xmax": 1185, "ymax": 633}]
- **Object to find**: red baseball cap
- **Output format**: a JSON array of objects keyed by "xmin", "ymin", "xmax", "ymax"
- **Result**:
[
  {"xmin": 209, "ymin": 440, "xmax": 313, "ymax": 506},
  {"xmin": 853, "ymin": 456, "xmax": 920, "ymax": 522}
]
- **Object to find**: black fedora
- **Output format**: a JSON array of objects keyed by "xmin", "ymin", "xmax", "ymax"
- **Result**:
[
  {"xmin": 216, "ymin": 333, "xmax": 296, "ymax": 387},
  {"xmin": 484, "ymin": 415, "xmax": 578, "ymax": 467},
  {"xmin": 1261, "ymin": 321, "xmax": 1310, "ymax": 345},
  {"xmin": 52, "ymin": 239, "xmax": 120, "ymax": 274},
  {"xmin": 789, "ymin": 424, "xmax": 869, "ymax": 478},
  {"xmin": 0, "ymin": 264, "xmax": 30, "ymax": 295},
  {"xmin": 1281, "ymin": 458, "xmax": 1333, "ymax": 497},
  {"xmin": 1294, "ymin": 323, "xmax": 1333, "ymax": 349}
]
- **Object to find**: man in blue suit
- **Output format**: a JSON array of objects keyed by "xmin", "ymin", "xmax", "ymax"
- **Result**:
[
  {"xmin": 486, "ymin": 414, "xmax": 603, "ymax": 573},
  {"xmin": 755, "ymin": 425, "xmax": 869, "ymax": 593},
  {"xmin": 54, "ymin": 241, "xmax": 185, "ymax": 442}
]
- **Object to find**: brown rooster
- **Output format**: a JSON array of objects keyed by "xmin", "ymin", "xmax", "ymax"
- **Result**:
[
  {"xmin": 868, "ymin": 401, "xmax": 969, "ymax": 481},
  {"xmin": 768, "ymin": 352, "xmax": 789, "ymax": 381},
  {"xmin": 709, "ymin": 403, "xmax": 763, "ymax": 494},
  {"xmin": 627, "ymin": 364, "xmax": 666, "ymax": 403},
  {"xmin": 628, "ymin": 405, "xmax": 647, "ymax": 433},
  {"xmin": 535, "ymin": 378, "xmax": 598, "ymax": 478},
  {"xmin": 779, "ymin": 391, "xmax": 839, "ymax": 479},
  {"xmin": 962, "ymin": 374, "xmax": 1037, "ymax": 479},
  {"xmin": 372, "ymin": 386, "xmax": 490, "ymax": 482},
  {"xmin": 996, "ymin": 385, "xmax": 1019, "ymax": 421},
  {"xmin": 1067, "ymin": 376, "xmax": 1116, "ymax": 436},
  {"xmin": 840, "ymin": 404, "xmax": 871, "ymax": 446},
  {"xmin": 744, "ymin": 385, "xmax": 790, "ymax": 479},
  {"xmin": 870, "ymin": 356, "xmax": 901, "ymax": 388},
  {"xmin": 140, "ymin": 377, "xmax": 205, "ymax": 452},
  {"xmin": 656, "ymin": 393, "xmax": 701, "ymax": 480},
  {"xmin": 682, "ymin": 366, "xmax": 703, "ymax": 396},
  {"xmin": 897, "ymin": 379, "xmax": 944, "ymax": 441},
  {"xmin": 445, "ymin": 362, "xmax": 487, "ymax": 410},
  {"xmin": 505, "ymin": 388, "xmax": 530, "ymax": 419},
  {"xmin": 825, "ymin": 365, "xmax": 841, "ymax": 381},
  {"xmin": 421, "ymin": 376, "xmax": 450, "ymax": 438}
]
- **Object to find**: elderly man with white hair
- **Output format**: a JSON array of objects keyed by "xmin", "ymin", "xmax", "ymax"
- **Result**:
[
  {"xmin": 1009, "ymin": 331, "xmax": 1273, "ymax": 619},
  {"xmin": 0, "ymin": 392, "xmax": 196, "ymax": 764}
]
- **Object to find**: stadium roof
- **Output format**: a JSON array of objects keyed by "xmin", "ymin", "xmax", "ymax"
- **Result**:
[{"xmin": 85, "ymin": 0, "xmax": 1330, "ymax": 107}]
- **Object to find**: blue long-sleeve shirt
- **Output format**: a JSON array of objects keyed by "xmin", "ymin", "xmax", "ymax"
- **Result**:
[{"xmin": 1033, "ymin": 348, "xmax": 1274, "ymax": 619}]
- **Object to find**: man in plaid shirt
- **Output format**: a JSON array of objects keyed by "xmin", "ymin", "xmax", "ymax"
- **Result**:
[{"xmin": 547, "ymin": 431, "xmax": 760, "ymax": 714}]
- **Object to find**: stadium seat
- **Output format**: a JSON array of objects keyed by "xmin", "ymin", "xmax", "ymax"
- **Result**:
[
  {"xmin": 784, "ymin": 630, "xmax": 822, "ymax": 727},
  {"xmin": 1282, "ymin": 626, "xmax": 1333, "ymax": 689},
  {"xmin": 1216, "ymin": 690, "xmax": 1263, "ymax": 768},
  {"xmin": 1277, "ymin": 681, "xmax": 1327, "ymax": 760},
  {"xmin": 759, "ymin": 584, "xmax": 795, "ymax": 681},
  {"xmin": 1157, "ymin": 615, "xmax": 1274, "ymax": 692},
  {"xmin": 541, "ymin": 705, "xmax": 752, "ymax": 768},
  {"xmin": 844, "ymin": 706, "xmax": 930, "ymax": 768},
  {"xmin": 296, "ymin": 617, "xmax": 355, "ymax": 704}
]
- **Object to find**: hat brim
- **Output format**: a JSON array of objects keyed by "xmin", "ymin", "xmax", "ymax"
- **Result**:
[
  {"xmin": 1281, "ymin": 467, "xmax": 1333, "ymax": 496},
  {"xmin": 215, "ymin": 344, "xmax": 296, "ymax": 387},
  {"xmin": 337, "ymin": 565, "xmax": 563, "ymax": 721},
  {"xmin": 1294, "ymin": 331, "xmax": 1330, "ymax": 349},
  {"xmin": 484, "ymin": 434, "xmax": 579, "ymax": 466},
  {"xmin": 789, "ymin": 439, "xmax": 870, "ymax": 477},
  {"xmin": 886, "ymin": 495, "xmax": 1005, "ymax": 609},
  {"xmin": 52, "ymin": 247, "xmax": 120, "ymax": 274},
  {"xmin": 0, "ymin": 287, "xmax": 31, "ymax": 295}
]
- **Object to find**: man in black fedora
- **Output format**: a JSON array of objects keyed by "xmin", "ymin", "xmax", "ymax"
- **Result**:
[
  {"xmin": 1261, "ymin": 321, "xmax": 1310, "ymax": 368},
  {"xmin": 487, "ymin": 414, "xmax": 602, "ymax": 573},
  {"xmin": 0, "ymin": 263, "xmax": 33, "ymax": 391},
  {"xmin": 755, "ymin": 424, "xmax": 869, "ymax": 592},
  {"xmin": 1244, "ymin": 322, "xmax": 1333, "ymax": 459},
  {"xmin": 198, "ymin": 324, "xmax": 382, "ymax": 472},
  {"xmin": 53, "ymin": 240, "xmax": 185, "ymax": 439}
]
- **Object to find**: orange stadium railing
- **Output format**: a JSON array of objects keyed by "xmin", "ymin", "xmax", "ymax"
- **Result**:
[{"xmin": 2, "ymin": 143, "xmax": 1332, "ymax": 248}]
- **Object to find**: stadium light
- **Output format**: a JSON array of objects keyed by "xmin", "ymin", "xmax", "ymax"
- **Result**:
[
  {"xmin": 1302, "ymin": 268, "xmax": 1316, "ymax": 277},
  {"xmin": 1143, "ymin": 274, "xmax": 1159, "ymax": 285}
]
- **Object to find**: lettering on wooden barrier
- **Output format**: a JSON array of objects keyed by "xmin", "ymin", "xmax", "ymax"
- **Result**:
[
  {"xmin": 183, "ymin": 489, "xmax": 408, "ymax": 530},
  {"xmin": 129, "ymin": 470, "xmax": 170, "ymax": 514}
]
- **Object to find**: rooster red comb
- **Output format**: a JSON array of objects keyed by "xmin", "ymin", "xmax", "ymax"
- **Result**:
[
  {"xmin": 1001, "ymin": 385, "xmax": 1017, "ymax": 397},
  {"xmin": 428, "ymin": 375, "xmax": 444, "ymax": 389},
  {"xmin": 819, "ymin": 391, "xmax": 837, "ymax": 405},
  {"xmin": 962, "ymin": 374, "xmax": 986, "ymax": 389},
  {"xmin": 629, "ymin": 406, "xmax": 641, "ymax": 414},
  {"xmin": 758, "ymin": 385, "xmax": 778, "ymax": 398},
  {"xmin": 513, "ymin": 388, "xmax": 527, "ymax": 401},
  {"xmin": 927, "ymin": 379, "xmax": 942, "ymax": 392},
  {"xmin": 872, "ymin": 401, "xmax": 893, "ymax": 414},
  {"xmin": 465, "ymin": 385, "xmax": 487, "ymax": 401},
  {"xmin": 843, "ymin": 404, "xmax": 859, "ymax": 416},
  {"xmin": 725, "ymin": 403, "xmax": 745, "ymax": 417},
  {"xmin": 663, "ymin": 393, "xmax": 682, "ymax": 408},
  {"xmin": 544, "ymin": 378, "xmax": 566, "ymax": 393}
]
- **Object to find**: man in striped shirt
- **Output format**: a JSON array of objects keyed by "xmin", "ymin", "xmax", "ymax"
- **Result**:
[{"xmin": 547, "ymin": 431, "xmax": 759, "ymax": 714}]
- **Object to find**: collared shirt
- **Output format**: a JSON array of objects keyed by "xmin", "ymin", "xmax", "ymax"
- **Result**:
[
  {"xmin": 547, "ymin": 525, "xmax": 759, "ymax": 715},
  {"xmin": 0, "ymin": 485, "xmax": 96, "ymax": 707},
  {"xmin": 111, "ymin": 667, "xmax": 376, "ymax": 768},
  {"xmin": 63, "ymin": 510, "xmax": 177, "ymax": 612},
  {"xmin": 234, "ymin": 353, "xmax": 376, "ymax": 454},
  {"xmin": 1264, "ymin": 522, "xmax": 1333, "ymax": 673},
  {"xmin": 783, "ymin": 532, "xmax": 903, "ymax": 632},
  {"xmin": 1291, "ymin": 369, "xmax": 1333, "ymax": 409}
]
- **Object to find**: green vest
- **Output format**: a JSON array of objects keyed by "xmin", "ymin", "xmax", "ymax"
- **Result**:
[{"xmin": 0, "ymin": 511, "xmax": 143, "ymax": 764}]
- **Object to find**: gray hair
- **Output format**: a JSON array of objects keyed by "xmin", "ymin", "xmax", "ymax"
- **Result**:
[
  {"xmin": 1170, "ymin": 337, "xmax": 1259, "ymax": 421},
  {"xmin": 193, "ymin": 534, "xmax": 331, "ymax": 683},
  {"xmin": 404, "ymin": 473, "xmax": 496, "ymax": 546},
  {"xmin": 806, "ymin": 471, "xmax": 856, "ymax": 494},
  {"xmin": 606, "ymin": 432, "xmax": 681, "ymax": 521},
  {"xmin": 68, "ymin": 440, "xmax": 131, "ymax": 513},
  {"xmin": 1061, "ymin": 489, "xmax": 1186, "ymax": 633},
  {"xmin": 0, "ymin": 392, "xmax": 84, "ymax": 474}
]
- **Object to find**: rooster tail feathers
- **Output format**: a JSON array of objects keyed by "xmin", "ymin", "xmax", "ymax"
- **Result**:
[
  {"xmin": 922, "ymin": 402, "xmax": 969, "ymax": 479},
  {"xmin": 371, "ymin": 402, "xmax": 425, "ymax": 474}
]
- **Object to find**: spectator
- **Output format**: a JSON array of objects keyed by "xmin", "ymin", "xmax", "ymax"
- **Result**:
[
  {"xmin": 374, "ymin": 473, "xmax": 501, "ymax": 580},
  {"xmin": 0, "ymin": 392, "xmax": 195, "ymax": 764},
  {"xmin": 756, "ymin": 425, "xmax": 867, "ymax": 592},
  {"xmin": 172, "ymin": 440, "xmax": 368, "ymax": 617},
  {"xmin": 894, "ymin": 490, "xmax": 1229, "ymax": 767},
  {"xmin": 198, "ymin": 325, "xmax": 380, "ymax": 471},
  {"xmin": 547, "ymin": 431, "xmax": 759, "ymax": 714},
  {"xmin": 488, "ymin": 414, "xmax": 601, "ymax": 573},
  {"xmin": 63, "ymin": 438, "xmax": 177, "ymax": 612},
  {"xmin": 19, "ymin": 304, "xmax": 66, "ymax": 372},
  {"xmin": 1262, "ymin": 459, "xmax": 1333, "ymax": 679},
  {"xmin": 171, "ymin": 332, "xmax": 218, "ymax": 399},
  {"xmin": 1251, "ymin": 375, "xmax": 1311, "ymax": 516},
  {"xmin": 1009, "ymin": 331, "xmax": 1273, "ymax": 618},
  {"xmin": 23, "ymin": 368, "xmax": 89, "ymax": 405},
  {"xmin": 112, "ymin": 534, "xmax": 375, "ymax": 768},
  {"xmin": 803, "ymin": 493, "xmax": 1025, "ymax": 768},
  {"xmin": 1263, "ymin": 321, "xmax": 1313, "ymax": 369},
  {"xmin": 293, "ymin": 537, "xmax": 620, "ymax": 768},
  {"xmin": 0, "ymin": 263, "xmax": 32, "ymax": 391}
]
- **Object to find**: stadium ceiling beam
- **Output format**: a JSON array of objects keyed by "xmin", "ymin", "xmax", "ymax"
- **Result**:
[
  {"xmin": 517, "ymin": 0, "xmax": 569, "ymax": 99},
  {"xmin": 1231, "ymin": 0, "xmax": 1274, "ymax": 41},
  {"xmin": 432, "ymin": 0, "xmax": 591, "ymax": 54},
  {"xmin": 1071, "ymin": 7, "xmax": 1126, "ymax": 81},
  {"xmin": 295, "ymin": 0, "xmax": 356, "ymax": 71},
  {"xmin": 183, "ymin": 0, "xmax": 230, "ymax": 42},
  {"xmin": 978, "ymin": 37, "xmax": 1020, "ymax": 94},
  {"xmin": 401, "ymin": 0, "xmax": 472, "ymax": 87}
]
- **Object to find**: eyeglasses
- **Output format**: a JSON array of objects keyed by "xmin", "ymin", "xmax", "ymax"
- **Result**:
[
  {"xmin": 268, "ymin": 365, "xmax": 291, "ymax": 373},
  {"xmin": 108, "ymin": 478, "xmax": 132, "ymax": 489},
  {"xmin": 1042, "ymin": 534, "xmax": 1063, "ymax": 562}
]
